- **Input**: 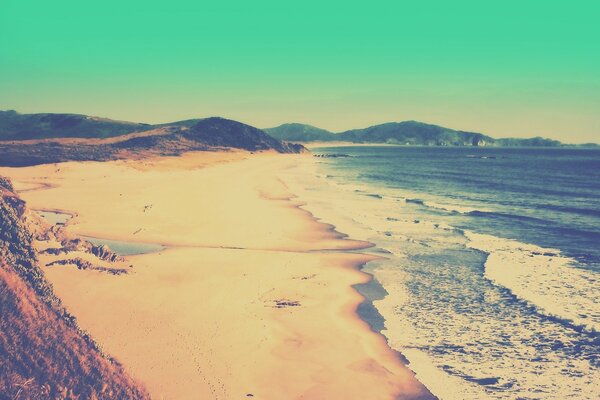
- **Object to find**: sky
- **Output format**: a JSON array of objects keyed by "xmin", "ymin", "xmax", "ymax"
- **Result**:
[{"xmin": 1, "ymin": 1, "xmax": 599, "ymax": 143}]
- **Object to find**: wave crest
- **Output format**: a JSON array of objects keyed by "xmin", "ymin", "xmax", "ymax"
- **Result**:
[{"xmin": 464, "ymin": 231, "xmax": 599, "ymax": 333}]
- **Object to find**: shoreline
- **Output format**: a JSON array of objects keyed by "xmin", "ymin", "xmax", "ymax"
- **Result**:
[
  {"xmin": 281, "ymin": 146, "xmax": 600, "ymax": 400},
  {"xmin": 0, "ymin": 151, "xmax": 435, "ymax": 399}
]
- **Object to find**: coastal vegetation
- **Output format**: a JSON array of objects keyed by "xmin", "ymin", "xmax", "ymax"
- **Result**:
[
  {"xmin": 0, "ymin": 114, "xmax": 305, "ymax": 167},
  {"xmin": 265, "ymin": 121, "xmax": 594, "ymax": 147},
  {"xmin": 2, "ymin": 111, "xmax": 594, "ymax": 151}
]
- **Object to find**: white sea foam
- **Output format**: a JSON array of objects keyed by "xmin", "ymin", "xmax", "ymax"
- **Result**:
[
  {"xmin": 373, "ymin": 260, "xmax": 600, "ymax": 400},
  {"xmin": 372, "ymin": 266, "xmax": 489, "ymax": 400},
  {"xmin": 422, "ymin": 200, "xmax": 492, "ymax": 214},
  {"xmin": 465, "ymin": 231, "xmax": 600, "ymax": 333},
  {"xmin": 281, "ymin": 157, "xmax": 600, "ymax": 400}
]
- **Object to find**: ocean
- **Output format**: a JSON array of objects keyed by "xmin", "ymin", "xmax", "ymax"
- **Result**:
[{"xmin": 283, "ymin": 146, "xmax": 600, "ymax": 400}]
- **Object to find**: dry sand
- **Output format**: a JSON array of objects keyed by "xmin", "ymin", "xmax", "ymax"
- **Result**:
[{"xmin": 0, "ymin": 151, "xmax": 433, "ymax": 399}]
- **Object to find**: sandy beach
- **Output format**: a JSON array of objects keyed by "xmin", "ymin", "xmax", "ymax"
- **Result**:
[{"xmin": 0, "ymin": 151, "xmax": 433, "ymax": 399}]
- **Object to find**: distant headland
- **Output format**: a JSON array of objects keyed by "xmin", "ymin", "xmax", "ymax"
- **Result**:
[
  {"xmin": 264, "ymin": 121, "xmax": 598, "ymax": 148},
  {"xmin": 0, "ymin": 111, "xmax": 596, "ymax": 167}
]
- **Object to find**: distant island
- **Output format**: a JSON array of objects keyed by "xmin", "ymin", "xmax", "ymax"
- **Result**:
[{"xmin": 264, "ymin": 121, "xmax": 598, "ymax": 148}]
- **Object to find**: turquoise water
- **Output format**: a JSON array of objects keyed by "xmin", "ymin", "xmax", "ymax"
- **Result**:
[
  {"xmin": 82, "ymin": 236, "xmax": 165, "ymax": 256},
  {"xmin": 36, "ymin": 210, "xmax": 164, "ymax": 256},
  {"xmin": 36, "ymin": 210, "xmax": 72, "ymax": 225}
]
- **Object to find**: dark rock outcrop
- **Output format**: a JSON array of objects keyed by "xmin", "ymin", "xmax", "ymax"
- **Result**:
[
  {"xmin": 313, "ymin": 153, "xmax": 351, "ymax": 158},
  {"xmin": 41, "ymin": 238, "xmax": 124, "ymax": 263},
  {"xmin": 0, "ymin": 179, "xmax": 52, "ymax": 306},
  {"xmin": 90, "ymin": 244, "xmax": 123, "ymax": 262},
  {"xmin": 0, "ymin": 176, "xmax": 15, "ymax": 192},
  {"xmin": 46, "ymin": 258, "xmax": 129, "ymax": 275}
]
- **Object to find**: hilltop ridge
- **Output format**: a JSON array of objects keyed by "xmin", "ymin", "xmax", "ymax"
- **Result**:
[
  {"xmin": 265, "ymin": 121, "xmax": 591, "ymax": 147},
  {"xmin": 0, "ymin": 113, "xmax": 305, "ymax": 166},
  {"xmin": 0, "ymin": 110, "xmax": 151, "ymax": 140}
]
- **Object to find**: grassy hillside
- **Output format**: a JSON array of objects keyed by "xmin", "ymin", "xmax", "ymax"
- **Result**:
[
  {"xmin": 2, "ymin": 110, "xmax": 583, "ymax": 148},
  {"xmin": 0, "ymin": 111, "xmax": 307, "ymax": 150},
  {"xmin": 0, "ymin": 177, "xmax": 149, "ymax": 399},
  {"xmin": 183, "ymin": 117, "xmax": 302, "ymax": 152},
  {"xmin": 264, "ymin": 123, "xmax": 336, "ymax": 142},
  {"xmin": 338, "ymin": 121, "xmax": 492, "ymax": 146},
  {"xmin": 0, "ymin": 117, "xmax": 306, "ymax": 167},
  {"xmin": 265, "ymin": 121, "xmax": 576, "ymax": 147},
  {"xmin": 495, "ymin": 137, "xmax": 563, "ymax": 147},
  {"xmin": 0, "ymin": 110, "xmax": 152, "ymax": 140}
]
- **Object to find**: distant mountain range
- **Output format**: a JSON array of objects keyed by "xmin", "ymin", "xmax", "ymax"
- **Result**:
[
  {"xmin": 265, "ymin": 121, "xmax": 597, "ymax": 147},
  {"xmin": 0, "ymin": 111, "xmax": 305, "ymax": 166},
  {"xmin": 1, "ymin": 111, "xmax": 596, "ymax": 151}
]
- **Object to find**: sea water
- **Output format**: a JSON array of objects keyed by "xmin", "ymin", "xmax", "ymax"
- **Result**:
[{"xmin": 282, "ymin": 147, "xmax": 600, "ymax": 400}]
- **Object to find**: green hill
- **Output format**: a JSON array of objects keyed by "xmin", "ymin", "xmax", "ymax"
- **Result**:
[
  {"xmin": 494, "ymin": 137, "xmax": 562, "ymax": 147},
  {"xmin": 338, "ymin": 121, "xmax": 492, "ymax": 146},
  {"xmin": 264, "ymin": 123, "xmax": 336, "ymax": 142},
  {"xmin": 2, "ymin": 110, "xmax": 589, "ymax": 148},
  {"xmin": 0, "ymin": 117, "xmax": 305, "ymax": 167},
  {"xmin": 265, "ymin": 121, "xmax": 575, "ymax": 147},
  {"xmin": 0, "ymin": 110, "xmax": 152, "ymax": 140}
]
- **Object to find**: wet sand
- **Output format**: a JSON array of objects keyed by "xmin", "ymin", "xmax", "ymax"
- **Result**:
[{"xmin": 0, "ymin": 151, "xmax": 433, "ymax": 399}]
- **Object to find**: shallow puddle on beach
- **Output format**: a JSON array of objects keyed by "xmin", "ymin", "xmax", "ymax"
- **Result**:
[
  {"xmin": 81, "ymin": 236, "xmax": 166, "ymax": 256},
  {"xmin": 36, "ymin": 210, "xmax": 72, "ymax": 225},
  {"xmin": 35, "ymin": 210, "xmax": 165, "ymax": 256}
]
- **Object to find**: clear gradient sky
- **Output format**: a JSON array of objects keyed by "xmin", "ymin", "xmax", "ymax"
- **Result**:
[{"xmin": 1, "ymin": 1, "xmax": 599, "ymax": 142}]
